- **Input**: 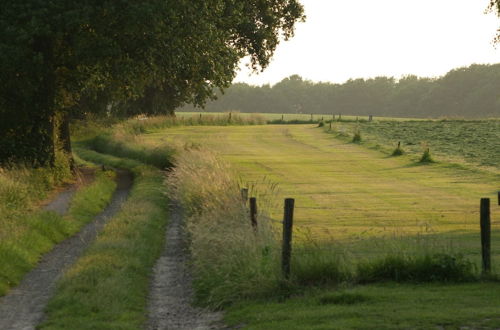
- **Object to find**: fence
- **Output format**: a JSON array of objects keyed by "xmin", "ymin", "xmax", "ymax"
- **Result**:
[{"xmin": 243, "ymin": 189, "xmax": 500, "ymax": 279}]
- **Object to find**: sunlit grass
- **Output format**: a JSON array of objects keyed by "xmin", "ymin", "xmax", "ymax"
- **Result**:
[{"xmin": 141, "ymin": 124, "xmax": 499, "ymax": 268}]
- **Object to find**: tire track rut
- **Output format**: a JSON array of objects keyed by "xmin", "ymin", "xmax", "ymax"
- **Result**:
[
  {"xmin": 147, "ymin": 204, "xmax": 224, "ymax": 330},
  {"xmin": 0, "ymin": 169, "xmax": 133, "ymax": 330}
]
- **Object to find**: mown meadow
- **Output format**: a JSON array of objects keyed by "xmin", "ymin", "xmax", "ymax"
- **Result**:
[{"xmin": 131, "ymin": 114, "xmax": 500, "ymax": 328}]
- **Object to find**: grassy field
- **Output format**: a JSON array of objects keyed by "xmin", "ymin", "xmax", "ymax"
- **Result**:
[
  {"xmin": 326, "ymin": 119, "xmax": 500, "ymax": 170},
  {"xmin": 143, "ymin": 125, "xmax": 498, "ymax": 239},
  {"xmin": 133, "ymin": 121, "xmax": 500, "ymax": 328},
  {"xmin": 134, "ymin": 121, "xmax": 500, "ymax": 328}
]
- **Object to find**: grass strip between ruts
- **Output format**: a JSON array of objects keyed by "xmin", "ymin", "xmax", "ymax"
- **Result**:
[
  {"xmin": 39, "ymin": 148, "xmax": 168, "ymax": 329},
  {"xmin": 0, "ymin": 170, "xmax": 116, "ymax": 297}
]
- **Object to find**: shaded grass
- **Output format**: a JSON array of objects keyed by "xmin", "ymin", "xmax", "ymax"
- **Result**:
[
  {"xmin": 326, "ymin": 119, "xmax": 500, "ymax": 169},
  {"xmin": 40, "ymin": 149, "xmax": 169, "ymax": 329},
  {"xmin": 224, "ymin": 283, "xmax": 500, "ymax": 329},
  {"xmin": 0, "ymin": 170, "xmax": 116, "ymax": 296}
]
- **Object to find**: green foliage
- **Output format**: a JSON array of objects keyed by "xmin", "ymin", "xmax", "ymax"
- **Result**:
[
  {"xmin": 357, "ymin": 253, "xmax": 476, "ymax": 283},
  {"xmin": 419, "ymin": 148, "xmax": 434, "ymax": 163},
  {"xmin": 182, "ymin": 64, "xmax": 500, "ymax": 118},
  {"xmin": 392, "ymin": 142, "xmax": 404, "ymax": 156},
  {"xmin": 166, "ymin": 148, "xmax": 282, "ymax": 308},
  {"xmin": 84, "ymin": 135, "xmax": 174, "ymax": 170},
  {"xmin": 292, "ymin": 242, "xmax": 352, "ymax": 286},
  {"xmin": 0, "ymin": 0, "xmax": 304, "ymax": 166}
]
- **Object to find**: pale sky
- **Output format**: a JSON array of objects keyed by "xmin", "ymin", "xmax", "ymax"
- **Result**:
[{"xmin": 234, "ymin": 0, "xmax": 500, "ymax": 86}]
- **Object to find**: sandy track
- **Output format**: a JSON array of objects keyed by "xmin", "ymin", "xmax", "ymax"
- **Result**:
[
  {"xmin": 0, "ymin": 170, "xmax": 132, "ymax": 330},
  {"xmin": 147, "ymin": 204, "xmax": 224, "ymax": 330}
]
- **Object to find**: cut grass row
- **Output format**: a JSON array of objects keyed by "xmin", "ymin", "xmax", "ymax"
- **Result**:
[
  {"xmin": 325, "ymin": 119, "xmax": 500, "ymax": 170},
  {"xmin": 40, "ymin": 146, "xmax": 169, "ymax": 329}
]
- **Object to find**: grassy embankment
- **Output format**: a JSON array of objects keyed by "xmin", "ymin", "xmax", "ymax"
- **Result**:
[
  {"xmin": 39, "ymin": 125, "xmax": 172, "ymax": 329},
  {"xmin": 139, "ymin": 121, "xmax": 500, "ymax": 328},
  {"xmin": 0, "ymin": 155, "xmax": 116, "ymax": 297}
]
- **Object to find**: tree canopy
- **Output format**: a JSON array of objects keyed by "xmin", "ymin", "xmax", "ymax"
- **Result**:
[{"xmin": 0, "ymin": 0, "xmax": 305, "ymax": 166}]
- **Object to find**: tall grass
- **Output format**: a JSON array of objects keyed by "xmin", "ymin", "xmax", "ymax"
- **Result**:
[{"xmin": 166, "ymin": 149, "xmax": 282, "ymax": 308}]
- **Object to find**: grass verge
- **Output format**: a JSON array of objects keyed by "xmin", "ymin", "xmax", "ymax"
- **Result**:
[
  {"xmin": 0, "ymin": 169, "xmax": 116, "ymax": 296},
  {"xmin": 40, "ymin": 149, "xmax": 168, "ymax": 329}
]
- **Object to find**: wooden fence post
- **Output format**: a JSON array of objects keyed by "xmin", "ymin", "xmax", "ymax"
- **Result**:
[
  {"xmin": 310, "ymin": 114, "xmax": 313, "ymax": 122},
  {"xmin": 250, "ymin": 197, "xmax": 257, "ymax": 229},
  {"xmin": 282, "ymin": 198, "xmax": 295, "ymax": 279},
  {"xmin": 480, "ymin": 198, "xmax": 491, "ymax": 274},
  {"xmin": 329, "ymin": 121, "xmax": 332, "ymax": 131},
  {"xmin": 369, "ymin": 115, "xmax": 373, "ymax": 122},
  {"xmin": 282, "ymin": 114, "xmax": 284, "ymax": 121}
]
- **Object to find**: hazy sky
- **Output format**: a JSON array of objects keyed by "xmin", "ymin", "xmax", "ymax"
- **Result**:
[{"xmin": 234, "ymin": 0, "xmax": 500, "ymax": 86}]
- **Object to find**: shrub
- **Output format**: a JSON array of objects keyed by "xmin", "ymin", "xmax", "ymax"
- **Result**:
[
  {"xmin": 419, "ymin": 148, "xmax": 434, "ymax": 163},
  {"xmin": 392, "ymin": 142, "xmax": 404, "ymax": 156}
]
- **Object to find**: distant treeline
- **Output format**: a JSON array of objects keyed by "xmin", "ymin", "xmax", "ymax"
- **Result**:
[{"xmin": 181, "ymin": 63, "xmax": 500, "ymax": 118}]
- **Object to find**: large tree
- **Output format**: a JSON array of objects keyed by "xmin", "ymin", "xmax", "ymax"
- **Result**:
[
  {"xmin": 491, "ymin": 1, "xmax": 500, "ymax": 43},
  {"xmin": 0, "ymin": 0, "xmax": 305, "ymax": 166}
]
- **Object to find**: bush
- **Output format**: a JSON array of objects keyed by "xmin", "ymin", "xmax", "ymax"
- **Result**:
[
  {"xmin": 419, "ymin": 148, "xmax": 434, "ymax": 163},
  {"xmin": 392, "ymin": 142, "xmax": 404, "ymax": 156}
]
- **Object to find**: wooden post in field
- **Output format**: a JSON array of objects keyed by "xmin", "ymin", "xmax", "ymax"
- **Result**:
[
  {"xmin": 310, "ymin": 113, "xmax": 313, "ymax": 122},
  {"xmin": 240, "ymin": 188, "xmax": 248, "ymax": 203},
  {"xmin": 282, "ymin": 114, "xmax": 284, "ymax": 121},
  {"xmin": 321, "ymin": 116, "xmax": 324, "ymax": 121},
  {"xmin": 369, "ymin": 115, "xmax": 373, "ymax": 122},
  {"xmin": 282, "ymin": 198, "xmax": 295, "ymax": 279},
  {"xmin": 228, "ymin": 112, "xmax": 232, "ymax": 122},
  {"xmin": 329, "ymin": 121, "xmax": 332, "ymax": 131},
  {"xmin": 480, "ymin": 198, "xmax": 491, "ymax": 274},
  {"xmin": 338, "ymin": 114, "xmax": 342, "ymax": 121},
  {"xmin": 250, "ymin": 197, "xmax": 257, "ymax": 229},
  {"xmin": 332, "ymin": 113, "xmax": 335, "ymax": 121}
]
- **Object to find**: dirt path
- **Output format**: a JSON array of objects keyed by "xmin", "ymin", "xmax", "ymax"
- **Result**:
[
  {"xmin": 147, "ymin": 204, "xmax": 224, "ymax": 330},
  {"xmin": 0, "ymin": 170, "xmax": 133, "ymax": 330},
  {"xmin": 43, "ymin": 167, "xmax": 95, "ymax": 215}
]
